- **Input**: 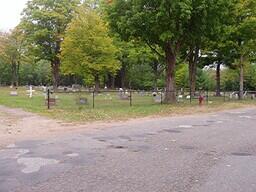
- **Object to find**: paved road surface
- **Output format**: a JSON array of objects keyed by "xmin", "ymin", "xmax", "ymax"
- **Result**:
[{"xmin": 1, "ymin": 108, "xmax": 256, "ymax": 192}]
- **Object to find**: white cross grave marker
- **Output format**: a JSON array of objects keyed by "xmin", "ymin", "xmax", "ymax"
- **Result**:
[{"xmin": 27, "ymin": 85, "xmax": 35, "ymax": 98}]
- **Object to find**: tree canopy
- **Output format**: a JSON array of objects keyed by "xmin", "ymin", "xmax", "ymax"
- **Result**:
[
  {"xmin": 61, "ymin": 5, "xmax": 120, "ymax": 91},
  {"xmin": 104, "ymin": 0, "xmax": 233, "ymax": 102},
  {"xmin": 21, "ymin": 0, "xmax": 80, "ymax": 88}
]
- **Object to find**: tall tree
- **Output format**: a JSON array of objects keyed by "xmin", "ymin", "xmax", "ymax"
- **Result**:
[
  {"xmin": 21, "ymin": 0, "xmax": 80, "ymax": 88},
  {"xmin": 230, "ymin": 0, "xmax": 256, "ymax": 98},
  {"xmin": 0, "ymin": 28, "xmax": 24, "ymax": 86},
  {"xmin": 61, "ymin": 5, "xmax": 120, "ymax": 92},
  {"xmin": 105, "ymin": 0, "xmax": 229, "ymax": 103},
  {"xmin": 184, "ymin": 0, "xmax": 233, "ymax": 96},
  {"xmin": 105, "ymin": 0, "xmax": 193, "ymax": 102}
]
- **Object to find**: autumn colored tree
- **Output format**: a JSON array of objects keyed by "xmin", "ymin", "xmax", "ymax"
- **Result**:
[{"xmin": 61, "ymin": 5, "xmax": 120, "ymax": 91}]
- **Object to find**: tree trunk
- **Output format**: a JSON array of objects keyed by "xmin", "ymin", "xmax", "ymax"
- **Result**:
[
  {"xmin": 16, "ymin": 61, "xmax": 20, "ymax": 87},
  {"xmin": 11, "ymin": 61, "xmax": 17, "ymax": 87},
  {"xmin": 51, "ymin": 57, "xmax": 60, "ymax": 90},
  {"xmin": 189, "ymin": 60, "xmax": 197, "ymax": 96},
  {"xmin": 150, "ymin": 60, "xmax": 159, "ymax": 91},
  {"xmin": 164, "ymin": 43, "xmax": 176, "ymax": 103},
  {"xmin": 216, "ymin": 62, "xmax": 221, "ymax": 96},
  {"xmin": 188, "ymin": 46, "xmax": 199, "ymax": 96},
  {"xmin": 95, "ymin": 74, "xmax": 100, "ymax": 92},
  {"xmin": 239, "ymin": 56, "xmax": 244, "ymax": 100},
  {"xmin": 120, "ymin": 67, "xmax": 126, "ymax": 88},
  {"xmin": 111, "ymin": 76, "xmax": 115, "ymax": 89},
  {"xmin": 52, "ymin": 37, "xmax": 62, "ymax": 90}
]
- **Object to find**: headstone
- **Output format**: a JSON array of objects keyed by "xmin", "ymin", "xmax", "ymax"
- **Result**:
[
  {"xmin": 154, "ymin": 95, "xmax": 162, "ymax": 103},
  {"xmin": 139, "ymin": 90, "xmax": 145, "ymax": 96},
  {"xmin": 10, "ymin": 91, "xmax": 18, "ymax": 96},
  {"xmin": 118, "ymin": 89, "xmax": 129, "ymax": 100},
  {"xmin": 72, "ymin": 84, "xmax": 81, "ymax": 92},
  {"xmin": 45, "ymin": 98, "xmax": 56, "ymax": 106},
  {"xmin": 178, "ymin": 95, "xmax": 183, "ymax": 102},
  {"xmin": 77, "ymin": 97, "xmax": 88, "ymax": 105}
]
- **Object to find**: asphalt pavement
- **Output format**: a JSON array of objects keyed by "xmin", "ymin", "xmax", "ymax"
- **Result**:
[{"xmin": 1, "ymin": 108, "xmax": 256, "ymax": 192}]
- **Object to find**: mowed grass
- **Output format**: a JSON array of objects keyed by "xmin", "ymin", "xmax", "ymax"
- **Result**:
[{"xmin": 0, "ymin": 86, "xmax": 256, "ymax": 122}]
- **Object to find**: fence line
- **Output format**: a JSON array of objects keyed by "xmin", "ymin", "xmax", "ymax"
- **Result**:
[{"xmin": 44, "ymin": 89, "xmax": 256, "ymax": 109}]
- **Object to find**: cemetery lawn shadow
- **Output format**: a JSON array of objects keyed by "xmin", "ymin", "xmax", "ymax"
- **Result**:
[{"xmin": 0, "ymin": 87, "xmax": 256, "ymax": 123}]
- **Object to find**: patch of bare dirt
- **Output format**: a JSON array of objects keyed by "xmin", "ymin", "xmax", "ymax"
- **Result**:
[
  {"xmin": 0, "ymin": 105, "xmax": 138, "ymax": 148},
  {"xmin": 1, "ymin": 104, "xmax": 255, "ymax": 149},
  {"xmin": 0, "ymin": 106, "xmax": 77, "ymax": 148}
]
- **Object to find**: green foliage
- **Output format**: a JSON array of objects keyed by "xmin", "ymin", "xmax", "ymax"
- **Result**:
[
  {"xmin": 176, "ymin": 64, "xmax": 215, "ymax": 90},
  {"xmin": 0, "ymin": 0, "xmax": 255, "ymax": 93},
  {"xmin": 244, "ymin": 64, "xmax": 256, "ymax": 90},
  {"xmin": 228, "ymin": 0, "xmax": 256, "ymax": 59},
  {"xmin": 105, "ymin": 0, "xmax": 192, "ymax": 46},
  {"xmin": 21, "ymin": 0, "xmax": 80, "ymax": 62},
  {"xmin": 196, "ymin": 69, "xmax": 214, "ymax": 90},
  {"xmin": 0, "ymin": 28, "xmax": 25, "ymax": 86},
  {"xmin": 0, "ymin": 58, "xmax": 12, "ymax": 85},
  {"xmin": 176, "ymin": 64, "xmax": 189, "ymax": 89},
  {"xmin": 21, "ymin": 0, "xmax": 80, "ymax": 87},
  {"xmin": 221, "ymin": 69, "xmax": 239, "ymax": 90},
  {"xmin": 61, "ymin": 5, "xmax": 120, "ymax": 84},
  {"xmin": 221, "ymin": 64, "xmax": 256, "ymax": 91},
  {"xmin": 19, "ymin": 60, "xmax": 52, "ymax": 85}
]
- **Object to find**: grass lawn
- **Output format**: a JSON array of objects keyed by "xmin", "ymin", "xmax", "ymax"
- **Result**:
[{"xmin": 0, "ymin": 86, "xmax": 256, "ymax": 122}]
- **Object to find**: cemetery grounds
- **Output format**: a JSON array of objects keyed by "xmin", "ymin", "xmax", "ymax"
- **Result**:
[
  {"xmin": 0, "ymin": 86, "xmax": 256, "ymax": 147},
  {"xmin": 0, "ymin": 86, "xmax": 256, "ymax": 122}
]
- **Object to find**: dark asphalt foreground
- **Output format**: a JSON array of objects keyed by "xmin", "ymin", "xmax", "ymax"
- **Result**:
[{"xmin": 1, "ymin": 108, "xmax": 256, "ymax": 192}]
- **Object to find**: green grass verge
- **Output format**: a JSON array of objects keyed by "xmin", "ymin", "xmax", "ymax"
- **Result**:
[{"xmin": 0, "ymin": 87, "xmax": 255, "ymax": 122}]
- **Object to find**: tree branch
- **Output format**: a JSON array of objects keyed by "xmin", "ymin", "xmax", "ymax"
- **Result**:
[{"xmin": 145, "ymin": 41, "xmax": 164, "ymax": 58}]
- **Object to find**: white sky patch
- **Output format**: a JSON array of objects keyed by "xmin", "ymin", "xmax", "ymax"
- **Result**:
[{"xmin": 0, "ymin": 0, "xmax": 28, "ymax": 31}]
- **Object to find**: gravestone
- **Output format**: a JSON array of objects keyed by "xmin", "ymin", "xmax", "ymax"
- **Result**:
[
  {"xmin": 153, "ymin": 93, "xmax": 164, "ymax": 103},
  {"xmin": 119, "ymin": 94, "xmax": 129, "ymax": 100},
  {"xmin": 77, "ymin": 97, "xmax": 88, "ymax": 105},
  {"xmin": 72, "ymin": 84, "xmax": 81, "ymax": 92},
  {"xmin": 139, "ymin": 90, "xmax": 145, "ymax": 96},
  {"xmin": 154, "ymin": 95, "xmax": 162, "ymax": 103},
  {"xmin": 45, "ymin": 98, "xmax": 56, "ymax": 106},
  {"xmin": 10, "ymin": 91, "xmax": 18, "ymax": 96},
  {"xmin": 118, "ymin": 88, "xmax": 129, "ymax": 100},
  {"xmin": 178, "ymin": 94, "xmax": 184, "ymax": 102}
]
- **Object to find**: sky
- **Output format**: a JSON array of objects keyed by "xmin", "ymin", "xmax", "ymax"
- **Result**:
[{"xmin": 0, "ymin": 0, "xmax": 28, "ymax": 31}]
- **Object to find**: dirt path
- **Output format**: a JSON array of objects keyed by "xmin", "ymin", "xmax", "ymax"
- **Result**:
[
  {"xmin": 0, "ymin": 105, "xmax": 148, "ymax": 148},
  {"xmin": 1, "ymin": 104, "xmax": 256, "ymax": 149},
  {"xmin": 0, "ymin": 105, "xmax": 92, "ymax": 148}
]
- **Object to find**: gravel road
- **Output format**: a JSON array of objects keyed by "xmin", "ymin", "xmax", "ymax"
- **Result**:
[{"xmin": 1, "ymin": 107, "xmax": 256, "ymax": 192}]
